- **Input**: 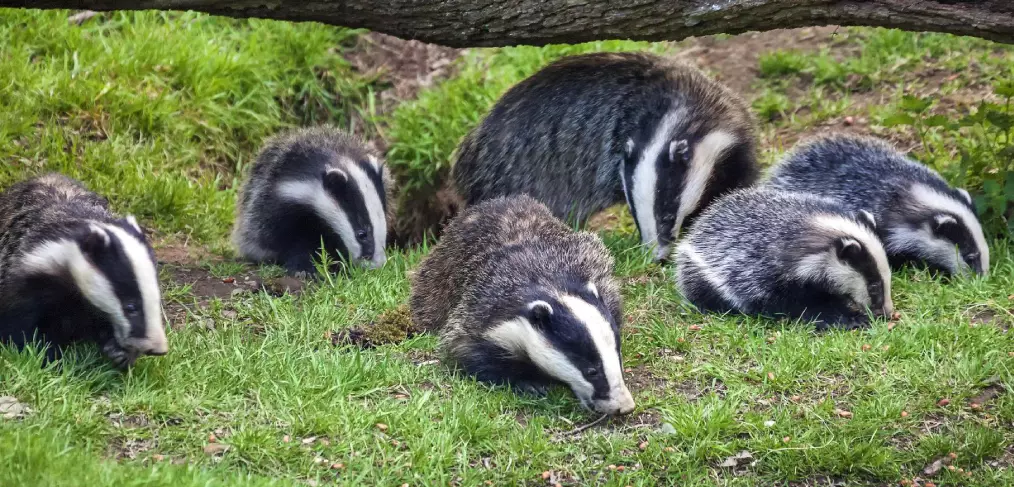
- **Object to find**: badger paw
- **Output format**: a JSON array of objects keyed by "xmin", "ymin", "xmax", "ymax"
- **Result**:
[
  {"xmin": 101, "ymin": 340, "xmax": 139, "ymax": 370},
  {"xmin": 511, "ymin": 380, "xmax": 551, "ymax": 398}
]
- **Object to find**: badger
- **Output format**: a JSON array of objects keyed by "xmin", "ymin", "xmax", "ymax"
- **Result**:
[
  {"xmin": 675, "ymin": 188, "xmax": 894, "ymax": 329},
  {"xmin": 766, "ymin": 134, "xmax": 989, "ymax": 277},
  {"xmin": 0, "ymin": 173, "xmax": 167, "ymax": 368},
  {"xmin": 410, "ymin": 195, "xmax": 636, "ymax": 415},
  {"xmin": 452, "ymin": 52, "xmax": 758, "ymax": 262},
  {"xmin": 233, "ymin": 126, "xmax": 393, "ymax": 275}
]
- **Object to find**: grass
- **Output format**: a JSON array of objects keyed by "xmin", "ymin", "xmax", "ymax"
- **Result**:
[{"xmin": 2, "ymin": 10, "xmax": 1014, "ymax": 487}]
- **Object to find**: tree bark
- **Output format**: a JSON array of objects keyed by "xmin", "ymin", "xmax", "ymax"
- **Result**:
[{"xmin": 0, "ymin": 0, "xmax": 1011, "ymax": 48}]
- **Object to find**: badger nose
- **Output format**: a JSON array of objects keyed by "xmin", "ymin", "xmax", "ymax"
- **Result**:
[
  {"xmin": 596, "ymin": 388, "xmax": 636, "ymax": 416},
  {"xmin": 360, "ymin": 254, "xmax": 387, "ymax": 269},
  {"xmin": 652, "ymin": 244, "xmax": 672, "ymax": 263}
]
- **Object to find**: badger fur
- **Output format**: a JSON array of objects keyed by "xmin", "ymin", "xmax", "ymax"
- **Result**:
[
  {"xmin": 410, "ymin": 195, "xmax": 635, "ymax": 415},
  {"xmin": 767, "ymin": 134, "xmax": 989, "ymax": 276},
  {"xmin": 0, "ymin": 173, "xmax": 167, "ymax": 368},
  {"xmin": 452, "ymin": 52, "xmax": 758, "ymax": 262},
  {"xmin": 675, "ymin": 188, "xmax": 893, "ymax": 329},
  {"xmin": 233, "ymin": 126, "xmax": 393, "ymax": 275}
]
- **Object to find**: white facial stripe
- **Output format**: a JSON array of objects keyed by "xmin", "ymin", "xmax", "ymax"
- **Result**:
[
  {"xmin": 676, "ymin": 241, "xmax": 744, "ymax": 310},
  {"xmin": 674, "ymin": 130, "xmax": 737, "ymax": 236},
  {"xmin": 125, "ymin": 215, "xmax": 142, "ymax": 234},
  {"xmin": 276, "ymin": 179, "xmax": 361, "ymax": 260},
  {"xmin": 344, "ymin": 162, "xmax": 388, "ymax": 267},
  {"xmin": 559, "ymin": 295, "xmax": 633, "ymax": 412},
  {"xmin": 810, "ymin": 214, "xmax": 893, "ymax": 313},
  {"xmin": 104, "ymin": 225, "xmax": 166, "ymax": 354},
  {"xmin": 485, "ymin": 317, "xmax": 595, "ymax": 400},
  {"xmin": 909, "ymin": 183, "xmax": 989, "ymax": 275},
  {"xmin": 631, "ymin": 111, "xmax": 681, "ymax": 249}
]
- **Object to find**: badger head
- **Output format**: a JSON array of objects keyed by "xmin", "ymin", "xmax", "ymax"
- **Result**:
[
  {"xmin": 486, "ymin": 282, "xmax": 635, "ymax": 416},
  {"xmin": 22, "ymin": 217, "xmax": 167, "ymax": 368},
  {"xmin": 621, "ymin": 112, "xmax": 755, "ymax": 263},
  {"xmin": 795, "ymin": 212, "xmax": 894, "ymax": 321},
  {"xmin": 883, "ymin": 183, "xmax": 989, "ymax": 277}
]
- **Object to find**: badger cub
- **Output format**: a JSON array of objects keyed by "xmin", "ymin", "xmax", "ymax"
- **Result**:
[
  {"xmin": 0, "ymin": 173, "xmax": 167, "ymax": 368},
  {"xmin": 410, "ymin": 195, "xmax": 635, "ymax": 415},
  {"xmin": 767, "ymin": 134, "xmax": 988, "ymax": 276},
  {"xmin": 452, "ymin": 52, "xmax": 758, "ymax": 262},
  {"xmin": 675, "ymin": 188, "xmax": 893, "ymax": 329},
  {"xmin": 233, "ymin": 126, "xmax": 392, "ymax": 275}
]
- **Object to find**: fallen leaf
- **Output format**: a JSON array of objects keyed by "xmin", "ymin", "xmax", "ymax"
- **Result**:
[
  {"xmin": 790, "ymin": 395, "xmax": 802, "ymax": 402},
  {"xmin": 924, "ymin": 459, "xmax": 944, "ymax": 476},
  {"xmin": 222, "ymin": 277, "xmax": 235, "ymax": 284},
  {"xmin": 835, "ymin": 408, "xmax": 853, "ymax": 419},
  {"xmin": 688, "ymin": 325, "xmax": 701, "ymax": 331},
  {"xmin": 0, "ymin": 396, "xmax": 31, "ymax": 420},
  {"xmin": 719, "ymin": 450, "xmax": 753, "ymax": 468},
  {"xmin": 541, "ymin": 471, "xmax": 551, "ymax": 480},
  {"xmin": 152, "ymin": 454, "xmax": 165, "ymax": 461},
  {"xmin": 861, "ymin": 344, "xmax": 872, "ymax": 352},
  {"xmin": 664, "ymin": 447, "xmax": 675, "ymax": 452},
  {"xmin": 658, "ymin": 423, "xmax": 677, "ymax": 435},
  {"xmin": 376, "ymin": 423, "xmax": 389, "ymax": 432},
  {"xmin": 763, "ymin": 420, "xmax": 775, "ymax": 428},
  {"xmin": 767, "ymin": 372, "xmax": 775, "ymax": 381},
  {"xmin": 302, "ymin": 436, "xmax": 317, "ymax": 445},
  {"xmin": 203, "ymin": 443, "xmax": 230, "ymax": 455},
  {"xmin": 330, "ymin": 462, "xmax": 344, "ymax": 470},
  {"xmin": 616, "ymin": 465, "xmax": 626, "ymax": 472}
]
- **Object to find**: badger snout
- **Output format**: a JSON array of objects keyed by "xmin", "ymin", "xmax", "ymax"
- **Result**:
[
  {"xmin": 359, "ymin": 253, "xmax": 387, "ymax": 269},
  {"xmin": 592, "ymin": 387, "xmax": 636, "ymax": 416},
  {"xmin": 651, "ymin": 243, "xmax": 673, "ymax": 263}
]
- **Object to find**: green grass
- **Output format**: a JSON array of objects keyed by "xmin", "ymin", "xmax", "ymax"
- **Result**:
[{"xmin": 2, "ymin": 10, "xmax": 1014, "ymax": 487}]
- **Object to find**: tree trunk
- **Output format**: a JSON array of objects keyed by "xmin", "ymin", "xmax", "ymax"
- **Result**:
[{"xmin": 0, "ymin": 0, "xmax": 1011, "ymax": 47}]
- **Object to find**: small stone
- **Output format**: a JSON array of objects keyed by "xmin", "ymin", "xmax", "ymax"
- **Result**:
[
  {"xmin": 624, "ymin": 368, "xmax": 632, "ymax": 373},
  {"xmin": 607, "ymin": 465, "xmax": 617, "ymax": 471},
  {"xmin": 222, "ymin": 277, "xmax": 235, "ymax": 284},
  {"xmin": 689, "ymin": 325, "xmax": 702, "ymax": 331},
  {"xmin": 888, "ymin": 322, "xmax": 897, "ymax": 331},
  {"xmin": 638, "ymin": 441, "xmax": 648, "ymax": 451},
  {"xmin": 861, "ymin": 344, "xmax": 872, "ymax": 352},
  {"xmin": 891, "ymin": 311, "xmax": 901, "ymax": 321},
  {"xmin": 782, "ymin": 436, "xmax": 791, "ymax": 443},
  {"xmin": 313, "ymin": 456, "xmax": 326, "ymax": 465},
  {"xmin": 664, "ymin": 447, "xmax": 675, "ymax": 452},
  {"xmin": 924, "ymin": 459, "xmax": 944, "ymax": 476},
  {"xmin": 948, "ymin": 465, "xmax": 956, "ymax": 471},
  {"xmin": 203, "ymin": 443, "xmax": 229, "ymax": 455},
  {"xmin": 676, "ymin": 337, "xmax": 685, "ymax": 343},
  {"xmin": 790, "ymin": 395, "xmax": 802, "ymax": 402},
  {"xmin": 926, "ymin": 483, "xmax": 936, "ymax": 487},
  {"xmin": 222, "ymin": 310, "xmax": 238, "ymax": 320},
  {"xmin": 282, "ymin": 435, "xmax": 291, "ymax": 443},
  {"xmin": 541, "ymin": 471, "xmax": 551, "ymax": 480},
  {"xmin": 302, "ymin": 436, "xmax": 317, "ymax": 445},
  {"xmin": 152, "ymin": 454, "xmax": 165, "ymax": 461},
  {"xmin": 835, "ymin": 408, "xmax": 853, "ymax": 419},
  {"xmin": 376, "ymin": 423, "xmax": 389, "ymax": 432},
  {"xmin": 882, "ymin": 345, "xmax": 890, "ymax": 352},
  {"xmin": 763, "ymin": 420, "xmax": 775, "ymax": 428},
  {"xmin": 766, "ymin": 336, "xmax": 776, "ymax": 344},
  {"xmin": 971, "ymin": 402, "xmax": 982, "ymax": 410},
  {"xmin": 616, "ymin": 465, "xmax": 626, "ymax": 472},
  {"xmin": 901, "ymin": 411, "xmax": 909, "ymax": 418},
  {"xmin": 844, "ymin": 116, "xmax": 855, "ymax": 126},
  {"xmin": 938, "ymin": 398, "xmax": 950, "ymax": 407},
  {"xmin": 767, "ymin": 372, "xmax": 775, "ymax": 381},
  {"xmin": 230, "ymin": 289, "xmax": 246, "ymax": 298},
  {"xmin": 394, "ymin": 394, "xmax": 409, "ymax": 400},
  {"xmin": 948, "ymin": 452, "xmax": 958, "ymax": 460},
  {"xmin": 400, "ymin": 484, "xmax": 408, "ymax": 487},
  {"xmin": 208, "ymin": 433, "xmax": 218, "ymax": 443},
  {"xmin": 330, "ymin": 462, "xmax": 344, "ymax": 470}
]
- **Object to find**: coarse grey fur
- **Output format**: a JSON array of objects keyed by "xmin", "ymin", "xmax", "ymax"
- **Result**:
[
  {"xmin": 766, "ymin": 133, "xmax": 989, "ymax": 276},
  {"xmin": 675, "ymin": 188, "xmax": 894, "ymax": 329},
  {"xmin": 233, "ymin": 126, "xmax": 395, "ymax": 275},
  {"xmin": 0, "ymin": 173, "xmax": 167, "ymax": 368},
  {"xmin": 452, "ymin": 52, "xmax": 758, "ymax": 262},
  {"xmin": 410, "ymin": 195, "xmax": 635, "ymax": 415}
]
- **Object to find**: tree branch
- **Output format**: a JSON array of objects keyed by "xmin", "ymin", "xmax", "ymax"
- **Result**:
[{"xmin": 0, "ymin": 1, "xmax": 1011, "ymax": 47}]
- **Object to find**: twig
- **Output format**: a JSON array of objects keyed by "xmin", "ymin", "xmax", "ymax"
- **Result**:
[{"xmin": 559, "ymin": 414, "xmax": 609, "ymax": 436}]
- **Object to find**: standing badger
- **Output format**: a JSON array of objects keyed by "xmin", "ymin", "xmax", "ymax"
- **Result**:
[
  {"xmin": 233, "ymin": 126, "xmax": 393, "ymax": 275},
  {"xmin": 410, "ymin": 195, "xmax": 635, "ymax": 415},
  {"xmin": 767, "ymin": 134, "xmax": 989, "ymax": 276},
  {"xmin": 0, "ymin": 173, "xmax": 167, "ymax": 368},
  {"xmin": 452, "ymin": 52, "xmax": 758, "ymax": 262},
  {"xmin": 675, "ymin": 188, "xmax": 893, "ymax": 329}
]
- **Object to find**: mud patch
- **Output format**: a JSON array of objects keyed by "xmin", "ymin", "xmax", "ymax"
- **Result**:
[
  {"xmin": 328, "ymin": 305, "xmax": 422, "ymax": 349},
  {"xmin": 109, "ymin": 436, "xmax": 155, "ymax": 461}
]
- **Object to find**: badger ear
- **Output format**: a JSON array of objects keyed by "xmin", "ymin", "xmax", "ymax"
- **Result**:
[
  {"xmin": 669, "ymin": 139, "xmax": 690, "ymax": 163},
  {"xmin": 933, "ymin": 213, "xmax": 958, "ymax": 231},
  {"xmin": 80, "ymin": 225, "xmax": 110, "ymax": 255},
  {"xmin": 624, "ymin": 138, "xmax": 635, "ymax": 158},
  {"xmin": 124, "ymin": 215, "xmax": 143, "ymax": 234},
  {"xmin": 857, "ymin": 210, "xmax": 877, "ymax": 230},
  {"xmin": 586, "ymin": 282, "xmax": 599, "ymax": 299},
  {"xmin": 366, "ymin": 155, "xmax": 382, "ymax": 171},
  {"xmin": 322, "ymin": 169, "xmax": 349, "ymax": 189},
  {"xmin": 526, "ymin": 300, "xmax": 554, "ymax": 328},
  {"xmin": 957, "ymin": 188, "xmax": 972, "ymax": 205},
  {"xmin": 834, "ymin": 237, "xmax": 862, "ymax": 261}
]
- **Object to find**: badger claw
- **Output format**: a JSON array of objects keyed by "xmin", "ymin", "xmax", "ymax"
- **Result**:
[
  {"xmin": 512, "ymin": 380, "xmax": 551, "ymax": 398},
  {"xmin": 101, "ymin": 340, "xmax": 139, "ymax": 370}
]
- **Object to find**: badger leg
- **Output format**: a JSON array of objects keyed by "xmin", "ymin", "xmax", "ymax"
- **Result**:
[
  {"xmin": 281, "ymin": 250, "xmax": 318, "ymax": 277},
  {"xmin": 459, "ymin": 342, "xmax": 555, "ymax": 397}
]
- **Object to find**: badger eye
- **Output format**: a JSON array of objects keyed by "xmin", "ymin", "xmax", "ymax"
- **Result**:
[
  {"xmin": 355, "ymin": 229, "xmax": 369, "ymax": 242},
  {"xmin": 123, "ymin": 302, "xmax": 140, "ymax": 316},
  {"xmin": 585, "ymin": 367, "xmax": 601, "ymax": 379},
  {"xmin": 964, "ymin": 252, "xmax": 980, "ymax": 263}
]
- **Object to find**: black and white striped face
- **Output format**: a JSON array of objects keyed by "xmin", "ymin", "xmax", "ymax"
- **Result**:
[
  {"xmin": 485, "ymin": 283, "xmax": 635, "ymax": 415},
  {"xmin": 621, "ymin": 115, "xmax": 752, "ymax": 262},
  {"xmin": 277, "ymin": 155, "xmax": 388, "ymax": 269},
  {"xmin": 21, "ymin": 217, "xmax": 167, "ymax": 367},
  {"xmin": 886, "ymin": 184, "xmax": 989, "ymax": 276},
  {"xmin": 795, "ymin": 214, "xmax": 894, "ymax": 318}
]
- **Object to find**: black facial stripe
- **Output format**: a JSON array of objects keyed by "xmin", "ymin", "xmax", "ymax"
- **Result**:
[
  {"xmin": 535, "ymin": 292, "xmax": 617, "ymax": 401},
  {"xmin": 84, "ymin": 230, "xmax": 148, "ymax": 339},
  {"xmin": 838, "ymin": 244, "xmax": 883, "ymax": 305},
  {"xmin": 324, "ymin": 171, "xmax": 375, "ymax": 260},
  {"xmin": 654, "ymin": 140, "xmax": 687, "ymax": 245},
  {"xmin": 621, "ymin": 149, "xmax": 642, "ymax": 237},
  {"xmin": 355, "ymin": 159, "xmax": 388, "ymax": 214}
]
